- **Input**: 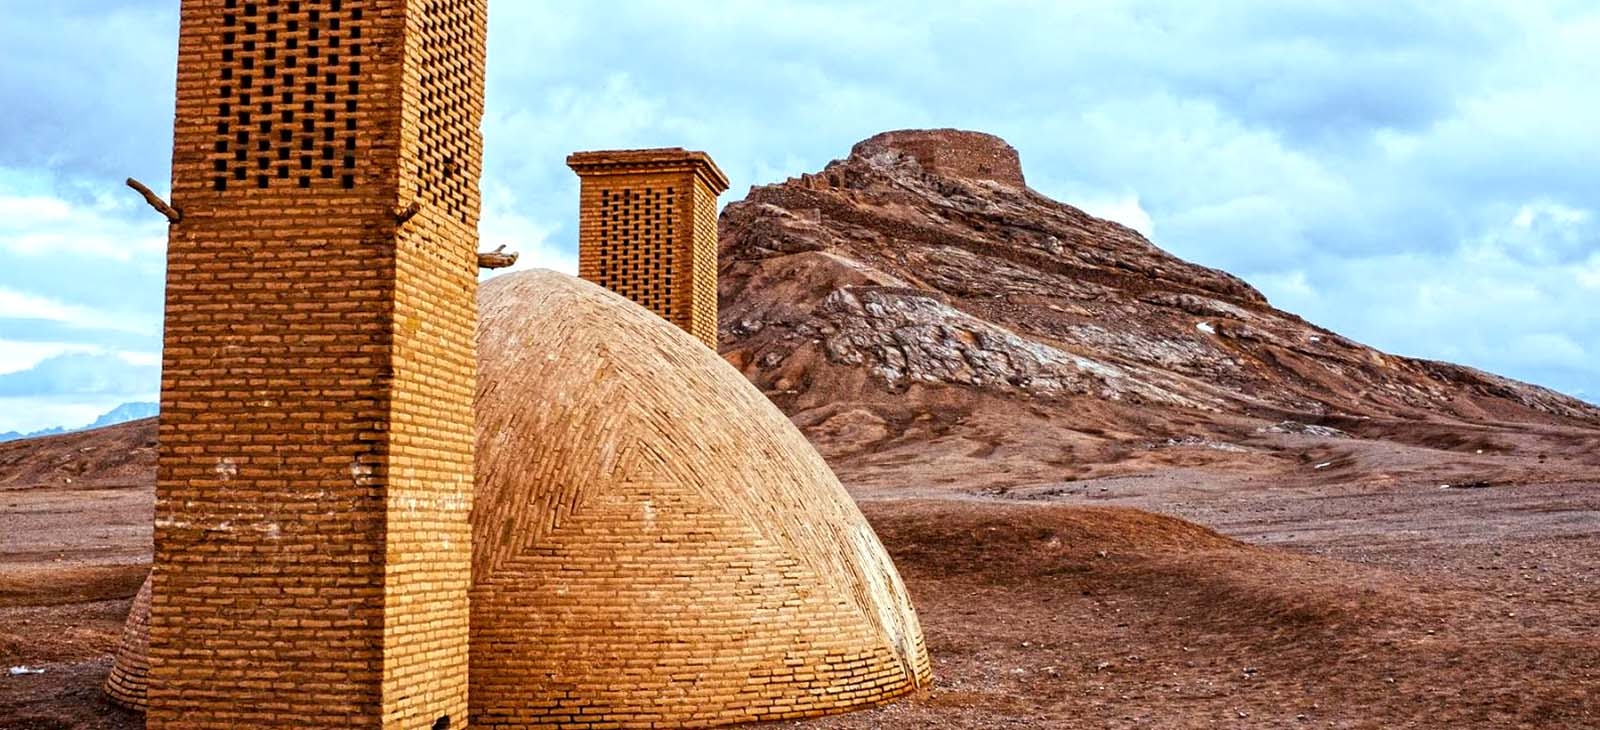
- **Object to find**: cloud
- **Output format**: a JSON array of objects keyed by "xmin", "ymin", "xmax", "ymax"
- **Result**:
[
  {"xmin": 1578, "ymin": 254, "xmax": 1600, "ymax": 289},
  {"xmin": 0, "ymin": 352, "xmax": 159, "ymax": 398},
  {"xmin": 2, "ymin": 0, "xmax": 1599, "ymax": 406},
  {"xmin": 0, "ymin": 396, "xmax": 139, "ymax": 436},
  {"xmin": 0, "ymin": 167, "xmax": 166, "ymax": 388},
  {"xmin": 0, "ymin": 287, "xmax": 158, "ymax": 336},
  {"xmin": 0, "ymin": 2, "xmax": 177, "ymax": 194},
  {"xmin": 0, "ymin": 340, "xmax": 104, "ymax": 376},
  {"xmin": 1245, "ymin": 202, "xmax": 1600, "ymax": 400},
  {"xmin": 478, "ymin": 181, "xmax": 577, "ymax": 277},
  {"xmin": 0, "ymin": 176, "xmax": 168, "ymax": 262},
  {"xmin": 0, "ymin": 350, "xmax": 158, "ymax": 436},
  {"xmin": 1075, "ymin": 194, "xmax": 1155, "ymax": 239}
]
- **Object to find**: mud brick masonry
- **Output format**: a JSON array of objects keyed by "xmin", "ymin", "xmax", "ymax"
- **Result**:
[
  {"xmin": 121, "ymin": 0, "xmax": 928, "ymax": 727},
  {"xmin": 148, "ymin": 0, "xmax": 485, "ymax": 727},
  {"xmin": 468, "ymin": 272, "xmax": 932, "ymax": 727},
  {"xmin": 568, "ymin": 149, "xmax": 730, "ymax": 348}
]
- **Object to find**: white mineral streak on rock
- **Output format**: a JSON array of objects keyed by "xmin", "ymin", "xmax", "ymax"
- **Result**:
[{"xmin": 818, "ymin": 287, "xmax": 1204, "ymax": 406}]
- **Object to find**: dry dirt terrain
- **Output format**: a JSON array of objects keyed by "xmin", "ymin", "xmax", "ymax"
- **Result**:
[
  {"xmin": 4, "ymin": 130, "xmax": 1599, "ymax": 728},
  {"xmin": 2, "ymin": 419, "xmax": 1597, "ymax": 729}
]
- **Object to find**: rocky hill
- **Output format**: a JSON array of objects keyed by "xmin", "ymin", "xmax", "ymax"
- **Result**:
[
  {"xmin": 5, "ymin": 129, "xmax": 1599, "ymax": 496},
  {"xmin": 718, "ymin": 129, "xmax": 1600, "ymax": 489}
]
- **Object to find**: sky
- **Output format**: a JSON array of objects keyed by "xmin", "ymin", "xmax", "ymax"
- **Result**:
[{"xmin": 1, "ymin": 0, "xmax": 1597, "ymax": 433}]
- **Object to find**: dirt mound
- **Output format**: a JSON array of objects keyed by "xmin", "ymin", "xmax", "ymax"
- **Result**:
[
  {"xmin": 0, "ymin": 420, "xmax": 156, "ymax": 491},
  {"xmin": 868, "ymin": 501, "xmax": 1390, "ymax": 639},
  {"xmin": 3, "ymin": 431, "xmax": 1597, "ymax": 729},
  {"xmin": 762, "ymin": 499, "xmax": 1600, "ymax": 729}
]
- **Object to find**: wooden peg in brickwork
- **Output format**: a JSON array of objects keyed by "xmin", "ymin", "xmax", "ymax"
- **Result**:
[
  {"xmin": 125, "ymin": 178, "xmax": 181, "ymax": 223},
  {"xmin": 477, "ymin": 244, "xmax": 518, "ymax": 270},
  {"xmin": 395, "ymin": 201, "xmax": 422, "ymax": 224}
]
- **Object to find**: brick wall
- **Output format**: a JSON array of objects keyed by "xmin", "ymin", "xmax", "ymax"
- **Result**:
[
  {"xmin": 114, "ymin": 268, "xmax": 935, "ymax": 727},
  {"xmin": 688, "ymin": 175, "xmax": 722, "ymax": 347},
  {"xmin": 105, "ymin": 576, "xmax": 151, "ymax": 709},
  {"xmin": 470, "ymin": 272, "xmax": 932, "ymax": 728},
  {"xmin": 568, "ymin": 149, "xmax": 730, "ymax": 348},
  {"xmin": 148, "ymin": 1, "xmax": 482, "ymax": 727}
]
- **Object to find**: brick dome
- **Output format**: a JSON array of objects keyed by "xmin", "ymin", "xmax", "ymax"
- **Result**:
[
  {"xmin": 107, "ymin": 270, "xmax": 931, "ymax": 726},
  {"xmin": 104, "ymin": 575, "xmax": 150, "ymax": 710}
]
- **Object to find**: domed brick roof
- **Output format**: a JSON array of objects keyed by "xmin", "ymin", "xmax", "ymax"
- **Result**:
[
  {"xmin": 104, "ymin": 574, "xmax": 151, "ymax": 710},
  {"xmin": 107, "ymin": 270, "xmax": 931, "ymax": 726}
]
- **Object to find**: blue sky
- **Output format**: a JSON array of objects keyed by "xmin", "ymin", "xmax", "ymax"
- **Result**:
[{"xmin": 1, "ymin": 1, "xmax": 1597, "ymax": 433}]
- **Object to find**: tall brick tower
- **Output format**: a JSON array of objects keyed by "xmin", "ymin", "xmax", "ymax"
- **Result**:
[
  {"xmin": 149, "ymin": 1, "xmax": 486, "ymax": 728},
  {"xmin": 567, "ymin": 149, "xmax": 730, "ymax": 348}
]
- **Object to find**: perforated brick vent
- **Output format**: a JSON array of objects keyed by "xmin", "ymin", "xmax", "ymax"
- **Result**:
[
  {"xmin": 414, "ymin": 0, "xmax": 479, "ymax": 223},
  {"xmin": 690, "ymin": 184, "xmax": 720, "ymax": 345},
  {"xmin": 596, "ymin": 186, "xmax": 677, "ymax": 313},
  {"xmin": 210, "ymin": 0, "xmax": 364, "ymax": 192}
]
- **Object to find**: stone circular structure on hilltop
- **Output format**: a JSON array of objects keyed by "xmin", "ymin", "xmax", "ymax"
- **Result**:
[
  {"xmin": 107, "ymin": 270, "xmax": 932, "ymax": 727},
  {"xmin": 850, "ymin": 128, "xmax": 1026, "ymax": 189}
]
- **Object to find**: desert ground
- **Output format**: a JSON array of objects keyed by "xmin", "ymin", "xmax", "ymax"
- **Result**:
[{"xmin": 2, "ymin": 418, "xmax": 1595, "ymax": 729}]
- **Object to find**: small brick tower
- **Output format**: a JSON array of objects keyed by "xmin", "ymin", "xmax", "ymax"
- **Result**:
[
  {"xmin": 150, "ymin": 1, "xmax": 486, "ymax": 728},
  {"xmin": 567, "ymin": 149, "xmax": 730, "ymax": 348}
]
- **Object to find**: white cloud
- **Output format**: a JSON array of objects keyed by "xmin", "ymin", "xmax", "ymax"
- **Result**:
[
  {"xmin": 1507, "ymin": 332, "xmax": 1588, "ymax": 368},
  {"xmin": 0, "ymin": 339, "xmax": 102, "ymax": 376},
  {"xmin": 0, "ymin": 194, "xmax": 72, "ymax": 222},
  {"xmin": 1251, "ymin": 211, "xmax": 1600, "ymax": 400},
  {"xmin": 0, "ymin": 181, "xmax": 167, "ymax": 263},
  {"xmin": 0, "ymin": 352, "xmax": 159, "ymax": 433},
  {"xmin": 5, "ymin": 0, "xmax": 1600, "ymax": 404},
  {"xmin": 1076, "ymin": 194, "xmax": 1155, "ymax": 238},
  {"xmin": 0, "ymin": 396, "xmax": 127, "ymax": 435},
  {"xmin": 1578, "ymin": 254, "xmax": 1600, "ymax": 289},
  {"xmin": 0, "ymin": 287, "xmax": 157, "ymax": 335},
  {"xmin": 116, "ymin": 350, "xmax": 161, "ymax": 367},
  {"xmin": 1513, "ymin": 201, "xmax": 1589, "ymax": 230},
  {"xmin": 477, "ymin": 180, "xmax": 576, "ymax": 276},
  {"xmin": 1250, "ymin": 270, "xmax": 1318, "ymax": 309}
]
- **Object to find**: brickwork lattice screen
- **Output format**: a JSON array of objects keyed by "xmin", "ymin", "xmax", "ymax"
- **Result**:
[
  {"xmin": 209, "ymin": 0, "xmax": 365, "ymax": 191},
  {"xmin": 413, "ymin": 0, "xmax": 480, "ymax": 222},
  {"xmin": 596, "ymin": 185, "xmax": 678, "ymax": 315},
  {"xmin": 689, "ymin": 177, "xmax": 721, "ymax": 346},
  {"xmin": 569, "ymin": 149, "xmax": 729, "ymax": 349}
]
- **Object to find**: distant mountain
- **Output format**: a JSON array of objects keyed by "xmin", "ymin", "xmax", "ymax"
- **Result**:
[
  {"xmin": 84, "ymin": 402, "xmax": 160, "ymax": 430},
  {"xmin": 0, "ymin": 402, "xmax": 158, "ymax": 443},
  {"xmin": 0, "ymin": 425, "xmax": 65, "ymax": 443}
]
